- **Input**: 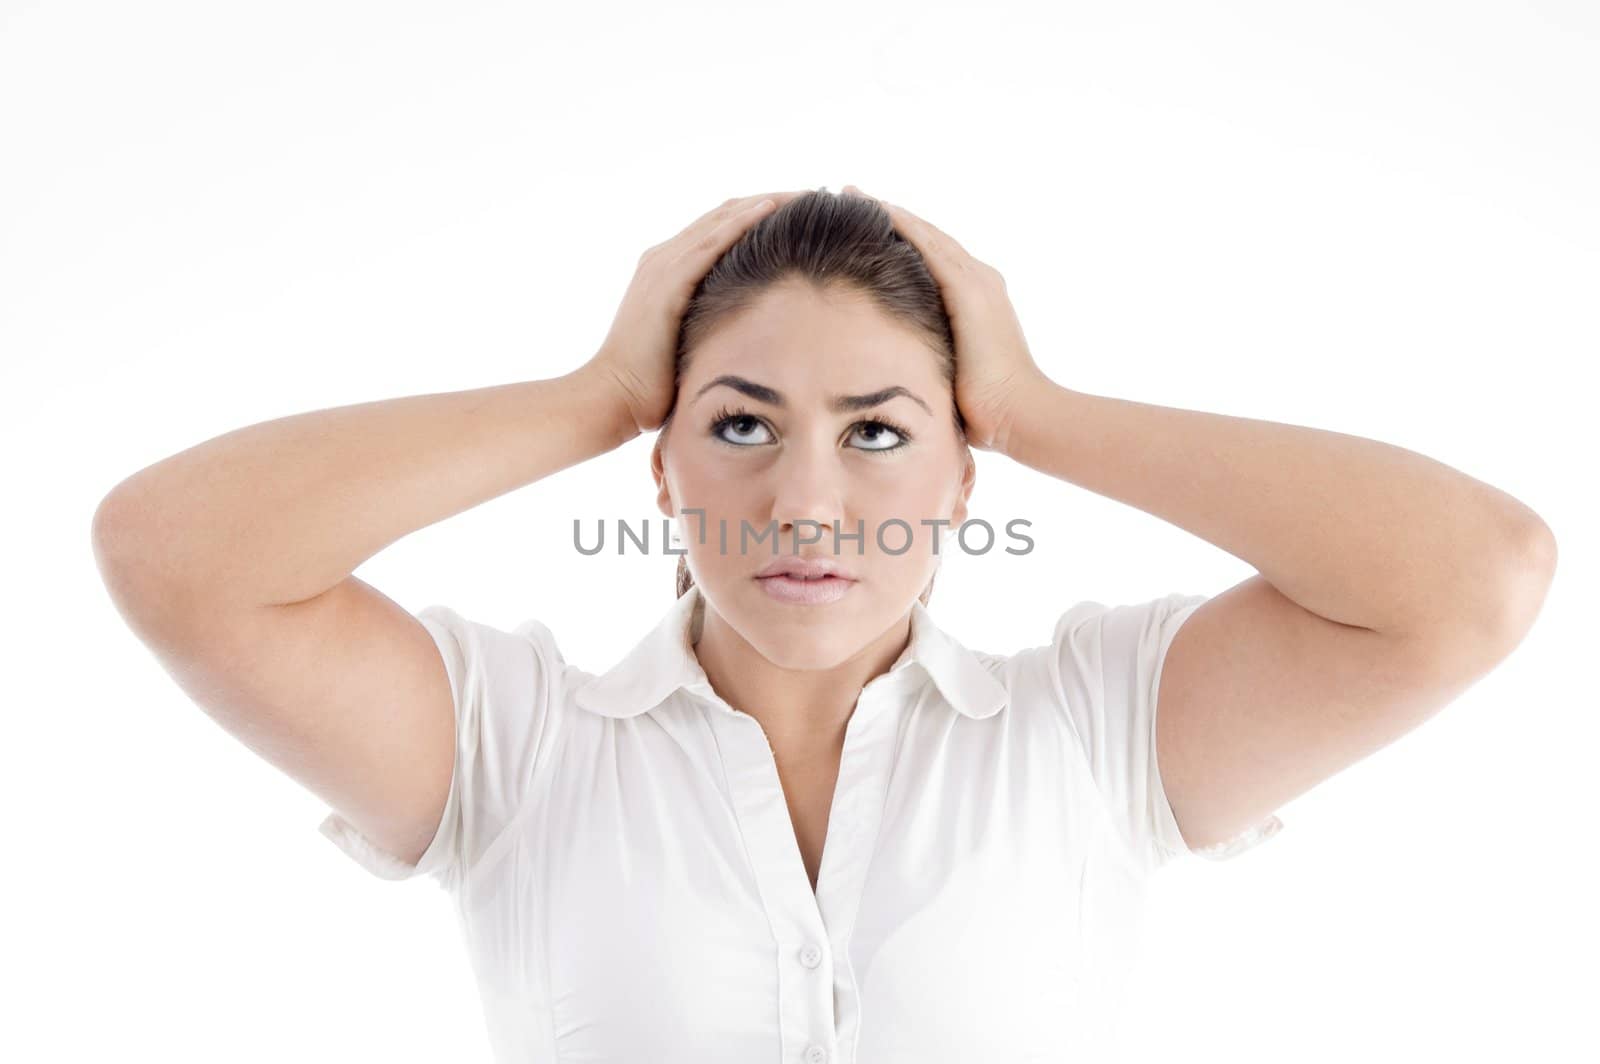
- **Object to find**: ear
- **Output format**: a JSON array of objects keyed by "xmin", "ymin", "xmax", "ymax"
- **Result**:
[
  {"xmin": 950, "ymin": 450, "xmax": 976, "ymax": 528},
  {"xmin": 652, "ymin": 433, "xmax": 674, "ymax": 519}
]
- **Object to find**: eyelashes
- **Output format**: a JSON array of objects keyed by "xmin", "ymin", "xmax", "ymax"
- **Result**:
[{"xmin": 708, "ymin": 403, "xmax": 913, "ymax": 454}]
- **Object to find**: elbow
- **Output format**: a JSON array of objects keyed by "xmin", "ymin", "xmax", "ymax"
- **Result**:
[
  {"xmin": 91, "ymin": 481, "xmax": 179, "ymax": 621},
  {"xmin": 1491, "ymin": 516, "xmax": 1557, "ymax": 650},
  {"xmin": 91, "ymin": 484, "xmax": 138, "ymax": 580},
  {"xmin": 1399, "ymin": 516, "xmax": 1557, "ymax": 680},
  {"xmin": 1452, "ymin": 516, "xmax": 1558, "ymax": 670},
  {"xmin": 1516, "ymin": 515, "xmax": 1558, "ymax": 583},
  {"xmin": 92, "ymin": 479, "xmax": 157, "ymax": 579}
]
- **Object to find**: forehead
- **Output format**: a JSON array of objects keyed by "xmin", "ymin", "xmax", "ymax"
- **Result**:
[{"xmin": 686, "ymin": 280, "xmax": 944, "ymax": 397}]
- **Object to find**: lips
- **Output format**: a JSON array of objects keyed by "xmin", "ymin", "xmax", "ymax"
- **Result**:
[
  {"xmin": 755, "ymin": 564, "xmax": 858, "ymax": 605},
  {"xmin": 753, "ymin": 556, "xmax": 856, "ymax": 581}
]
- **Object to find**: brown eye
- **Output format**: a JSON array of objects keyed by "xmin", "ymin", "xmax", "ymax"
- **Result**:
[
  {"xmin": 710, "ymin": 409, "xmax": 774, "ymax": 446},
  {"xmin": 850, "ymin": 419, "xmax": 911, "ymax": 453}
]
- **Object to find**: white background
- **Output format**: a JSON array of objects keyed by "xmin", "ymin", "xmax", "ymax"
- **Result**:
[{"xmin": 5, "ymin": 1, "xmax": 1594, "ymax": 1060}]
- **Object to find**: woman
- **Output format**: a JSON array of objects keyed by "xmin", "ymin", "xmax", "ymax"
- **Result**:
[{"xmin": 93, "ymin": 187, "xmax": 1556, "ymax": 1062}]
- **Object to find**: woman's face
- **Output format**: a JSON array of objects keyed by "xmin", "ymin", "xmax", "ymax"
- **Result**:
[{"xmin": 653, "ymin": 278, "xmax": 975, "ymax": 670}]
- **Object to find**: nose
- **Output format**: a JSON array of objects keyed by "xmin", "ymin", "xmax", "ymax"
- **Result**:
[{"xmin": 766, "ymin": 446, "xmax": 850, "ymax": 554}]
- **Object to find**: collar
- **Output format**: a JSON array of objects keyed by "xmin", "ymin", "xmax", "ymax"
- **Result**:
[{"xmin": 571, "ymin": 583, "xmax": 1008, "ymax": 721}]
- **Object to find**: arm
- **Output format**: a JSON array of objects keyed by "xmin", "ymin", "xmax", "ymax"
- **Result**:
[
  {"xmin": 841, "ymin": 185, "xmax": 1556, "ymax": 649},
  {"xmin": 1000, "ymin": 381, "xmax": 1556, "ymax": 654},
  {"xmin": 854, "ymin": 188, "xmax": 1557, "ymax": 857},
  {"xmin": 90, "ymin": 191, "xmax": 800, "ymax": 875},
  {"xmin": 92, "ymin": 365, "xmax": 638, "ymax": 615},
  {"xmin": 90, "ymin": 366, "xmax": 638, "ymax": 870},
  {"xmin": 1001, "ymin": 381, "xmax": 1556, "ymax": 851}
]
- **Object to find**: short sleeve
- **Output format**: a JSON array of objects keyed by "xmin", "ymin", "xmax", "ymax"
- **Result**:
[
  {"xmin": 1045, "ymin": 591, "xmax": 1284, "ymax": 875},
  {"xmin": 316, "ymin": 605, "xmax": 565, "ymax": 888}
]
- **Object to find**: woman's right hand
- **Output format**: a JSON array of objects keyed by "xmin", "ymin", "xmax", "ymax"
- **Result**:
[{"xmin": 588, "ymin": 190, "xmax": 809, "ymax": 436}]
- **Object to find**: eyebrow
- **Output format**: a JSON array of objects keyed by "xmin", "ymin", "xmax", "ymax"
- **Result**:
[{"xmin": 691, "ymin": 375, "xmax": 933, "ymax": 417}]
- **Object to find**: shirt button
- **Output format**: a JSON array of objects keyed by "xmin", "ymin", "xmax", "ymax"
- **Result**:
[
  {"xmin": 799, "ymin": 944, "xmax": 823, "ymax": 968},
  {"xmin": 804, "ymin": 1045, "xmax": 828, "ymax": 1064}
]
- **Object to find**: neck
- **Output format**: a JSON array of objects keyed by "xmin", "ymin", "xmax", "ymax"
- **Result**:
[{"xmin": 691, "ymin": 598, "xmax": 913, "ymax": 759}]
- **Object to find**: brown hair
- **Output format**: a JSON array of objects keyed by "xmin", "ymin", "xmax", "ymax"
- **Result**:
[{"xmin": 661, "ymin": 187, "xmax": 966, "ymax": 606}]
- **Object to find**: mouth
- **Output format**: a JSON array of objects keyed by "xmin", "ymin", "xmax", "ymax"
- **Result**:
[
  {"xmin": 754, "ymin": 571, "xmax": 857, "ymax": 605},
  {"xmin": 753, "ymin": 557, "xmax": 855, "ymax": 580}
]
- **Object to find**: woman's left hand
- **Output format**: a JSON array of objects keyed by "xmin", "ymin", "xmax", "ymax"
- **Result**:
[{"xmin": 843, "ymin": 185, "xmax": 1047, "ymax": 453}]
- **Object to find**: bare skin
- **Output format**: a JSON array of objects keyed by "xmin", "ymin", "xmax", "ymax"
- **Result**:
[
  {"xmin": 91, "ymin": 190, "xmax": 816, "ymax": 869},
  {"xmin": 91, "ymin": 181, "xmax": 1555, "ymax": 883},
  {"xmin": 656, "ymin": 280, "xmax": 974, "ymax": 758},
  {"xmin": 853, "ymin": 185, "xmax": 1556, "ymax": 852}
]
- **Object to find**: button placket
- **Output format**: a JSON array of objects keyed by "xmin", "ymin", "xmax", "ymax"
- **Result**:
[
  {"xmin": 701, "ymin": 669, "xmax": 916, "ymax": 1064},
  {"xmin": 704, "ymin": 704, "xmax": 839, "ymax": 1061},
  {"xmin": 815, "ymin": 680, "xmax": 918, "ymax": 1064}
]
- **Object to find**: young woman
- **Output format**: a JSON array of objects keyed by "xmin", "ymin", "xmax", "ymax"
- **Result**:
[{"xmin": 93, "ymin": 187, "xmax": 1556, "ymax": 1062}]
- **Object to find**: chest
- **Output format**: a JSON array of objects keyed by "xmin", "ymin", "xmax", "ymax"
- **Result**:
[
  {"xmin": 450, "ymin": 693, "xmax": 1145, "ymax": 1063},
  {"xmin": 775, "ymin": 748, "xmax": 843, "ymax": 893}
]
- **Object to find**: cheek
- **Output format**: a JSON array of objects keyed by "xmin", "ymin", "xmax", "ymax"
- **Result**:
[
  {"xmin": 668, "ymin": 464, "xmax": 778, "ymax": 568},
  {"xmin": 668, "ymin": 457, "xmax": 743, "ymax": 511},
  {"xmin": 857, "ymin": 461, "xmax": 955, "ymax": 522}
]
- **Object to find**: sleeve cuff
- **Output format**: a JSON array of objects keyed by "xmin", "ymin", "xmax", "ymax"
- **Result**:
[
  {"xmin": 1148, "ymin": 593, "xmax": 1286, "ymax": 866},
  {"xmin": 316, "ymin": 809, "xmax": 453, "ymax": 884}
]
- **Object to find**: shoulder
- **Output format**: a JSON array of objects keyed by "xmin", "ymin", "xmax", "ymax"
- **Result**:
[
  {"xmin": 414, "ymin": 605, "xmax": 574, "ymax": 713},
  {"xmin": 984, "ymin": 591, "xmax": 1212, "ymax": 731}
]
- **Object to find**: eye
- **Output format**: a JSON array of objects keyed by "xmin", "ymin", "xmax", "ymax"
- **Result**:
[
  {"xmin": 708, "ymin": 405, "xmax": 914, "ymax": 454},
  {"xmin": 848, "ymin": 419, "xmax": 911, "ymax": 453},
  {"xmin": 709, "ymin": 405, "xmax": 775, "ymax": 446}
]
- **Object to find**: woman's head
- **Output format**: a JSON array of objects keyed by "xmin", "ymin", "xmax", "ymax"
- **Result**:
[{"xmin": 650, "ymin": 187, "xmax": 975, "ymax": 669}]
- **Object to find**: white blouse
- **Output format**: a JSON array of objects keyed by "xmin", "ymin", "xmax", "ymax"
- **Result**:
[{"xmin": 319, "ymin": 582, "xmax": 1283, "ymax": 1063}]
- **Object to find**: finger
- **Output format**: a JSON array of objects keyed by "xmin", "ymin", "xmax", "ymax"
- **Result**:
[
  {"xmin": 881, "ymin": 198, "xmax": 973, "ymax": 264},
  {"xmin": 840, "ymin": 187, "xmax": 926, "ymax": 239},
  {"xmin": 646, "ymin": 190, "xmax": 806, "ymax": 266},
  {"xmin": 677, "ymin": 190, "xmax": 809, "ymax": 245},
  {"xmin": 860, "ymin": 196, "xmax": 963, "ymax": 285},
  {"xmin": 670, "ymin": 196, "xmax": 783, "ymax": 273},
  {"xmin": 842, "ymin": 189, "xmax": 991, "ymax": 283}
]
